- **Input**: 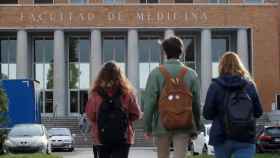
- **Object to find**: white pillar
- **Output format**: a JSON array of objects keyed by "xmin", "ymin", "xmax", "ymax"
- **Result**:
[
  {"xmin": 127, "ymin": 29, "xmax": 139, "ymax": 90},
  {"xmin": 237, "ymin": 28, "xmax": 249, "ymax": 70},
  {"xmin": 164, "ymin": 29, "xmax": 175, "ymax": 39},
  {"xmin": 201, "ymin": 29, "xmax": 212, "ymax": 103},
  {"xmin": 53, "ymin": 30, "xmax": 66, "ymax": 116},
  {"xmin": 16, "ymin": 30, "xmax": 30, "ymax": 79},
  {"xmin": 90, "ymin": 29, "xmax": 102, "ymax": 83}
]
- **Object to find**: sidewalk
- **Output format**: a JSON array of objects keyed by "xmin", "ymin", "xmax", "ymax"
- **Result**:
[{"xmin": 54, "ymin": 147, "xmax": 158, "ymax": 158}]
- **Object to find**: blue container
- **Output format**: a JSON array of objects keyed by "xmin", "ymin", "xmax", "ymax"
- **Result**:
[{"xmin": 0, "ymin": 79, "xmax": 41, "ymax": 128}]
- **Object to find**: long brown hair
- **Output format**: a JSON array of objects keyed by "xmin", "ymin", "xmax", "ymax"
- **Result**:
[
  {"xmin": 91, "ymin": 61, "xmax": 134, "ymax": 95},
  {"xmin": 219, "ymin": 52, "xmax": 252, "ymax": 80}
]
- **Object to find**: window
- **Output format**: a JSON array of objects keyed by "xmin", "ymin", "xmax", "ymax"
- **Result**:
[
  {"xmin": 103, "ymin": 0, "xmax": 125, "ymax": 3},
  {"xmin": 0, "ymin": 37, "xmax": 16, "ymax": 80},
  {"xmin": 68, "ymin": 36, "xmax": 90, "ymax": 114},
  {"xmin": 265, "ymin": 127, "xmax": 280, "ymax": 135},
  {"xmin": 244, "ymin": 0, "xmax": 263, "ymax": 3},
  {"xmin": 70, "ymin": 0, "xmax": 88, "ymax": 3},
  {"xmin": 0, "ymin": 0, "xmax": 17, "ymax": 4},
  {"xmin": 140, "ymin": 0, "xmax": 159, "ymax": 3},
  {"xmin": 102, "ymin": 35, "xmax": 127, "ymax": 74},
  {"xmin": 277, "ymin": 94, "xmax": 280, "ymax": 110},
  {"xmin": 139, "ymin": 35, "xmax": 162, "ymax": 89},
  {"xmin": 175, "ymin": 0, "xmax": 193, "ymax": 3},
  {"xmin": 34, "ymin": 0, "xmax": 54, "ymax": 3},
  {"xmin": 209, "ymin": 0, "xmax": 229, "ymax": 3},
  {"xmin": 211, "ymin": 36, "xmax": 230, "ymax": 78},
  {"xmin": 33, "ymin": 36, "xmax": 54, "ymax": 114},
  {"xmin": 177, "ymin": 35, "xmax": 197, "ymax": 70}
]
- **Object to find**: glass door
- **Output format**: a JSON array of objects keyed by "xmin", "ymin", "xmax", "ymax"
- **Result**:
[{"xmin": 68, "ymin": 36, "xmax": 90, "ymax": 116}]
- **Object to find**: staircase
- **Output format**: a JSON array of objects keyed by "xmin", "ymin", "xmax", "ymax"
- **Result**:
[
  {"xmin": 42, "ymin": 113, "xmax": 273, "ymax": 148},
  {"xmin": 256, "ymin": 112, "xmax": 272, "ymax": 126},
  {"xmin": 132, "ymin": 120, "xmax": 154, "ymax": 147},
  {"xmin": 41, "ymin": 117, "xmax": 154, "ymax": 148}
]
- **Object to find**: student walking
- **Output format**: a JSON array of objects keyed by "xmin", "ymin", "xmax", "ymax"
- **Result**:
[
  {"xmin": 79, "ymin": 113, "xmax": 91, "ymax": 134},
  {"xmin": 203, "ymin": 52, "xmax": 263, "ymax": 158},
  {"xmin": 86, "ymin": 61, "xmax": 141, "ymax": 158},
  {"xmin": 143, "ymin": 36, "xmax": 202, "ymax": 158}
]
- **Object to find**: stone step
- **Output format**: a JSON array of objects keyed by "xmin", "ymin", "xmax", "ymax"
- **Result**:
[{"xmin": 41, "ymin": 116, "xmax": 154, "ymax": 147}]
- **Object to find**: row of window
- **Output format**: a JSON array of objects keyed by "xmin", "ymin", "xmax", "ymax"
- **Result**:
[
  {"xmin": 0, "ymin": 0, "xmax": 264, "ymax": 4},
  {"xmin": 0, "ymin": 33, "xmax": 234, "ymax": 114},
  {"xmin": 0, "ymin": 33, "xmax": 233, "ymax": 86}
]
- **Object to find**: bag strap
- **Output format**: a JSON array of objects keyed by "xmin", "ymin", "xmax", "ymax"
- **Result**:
[
  {"xmin": 159, "ymin": 65, "xmax": 173, "ymax": 81},
  {"xmin": 98, "ymin": 88, "xmax": 122, "ymax": 99},
  {"xmin": 112, "ymin": 88, "xmax": 122, "ymax": 99},
  {"xmin": 212, "ymin": 81, "xmax": 231, "ymax": 135},
  {"xmin": 159, "ymin": 65, "xmax": 190, "ymax": 86},
  {"xmin": 97, "ymin": 88, "xmax": 109, "ymax": 99},
  {"xmin": 176, "ymin": 67, "xmax": 191, "ymax": 92},
  {"xmin": 176, "ymin": 67, "xmax": 188, "ymax": 81}
]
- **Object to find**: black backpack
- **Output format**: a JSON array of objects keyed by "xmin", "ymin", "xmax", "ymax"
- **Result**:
[
  {"xmin": 97, "ymin": 89, "xmax": 129, "ymax": 145},
  {"xmin": 223, "ymin": 84, "xmax": 256, "ymax": 141}
]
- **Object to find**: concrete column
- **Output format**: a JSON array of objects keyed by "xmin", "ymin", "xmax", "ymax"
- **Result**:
[
  {"xmin": 90, "ymin": 29, "xmax": 102, "ymax": 83},
  {"xmin": 164, "ymin": 29, "xmax": 175, "ymax": 39},
  {"xmin": 237, "ymin": 28, "xmax": 249, "ymax": 70},
  {"xmin": 127, "ymin": 29, "xmax": 139, "ymax": 90},
  {"xmin": 53, "ymin": 30, "xmax": 66, "ymax": 116},
  {"xmin": 17, "ymin": 30, "xmax": 31, "ymax": 79},
  {"xmin": 201, "ymin": 29, "xmax": 212, "ymax": 103}
]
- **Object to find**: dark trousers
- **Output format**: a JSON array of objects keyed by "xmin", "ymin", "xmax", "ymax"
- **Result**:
[
  {"xmin": 93, "ymin": 144, "xmax": 99, "ymax": 158},
  {"xmin": 95, "ymin": 144, "xmax": 130, "ymax": 158}
]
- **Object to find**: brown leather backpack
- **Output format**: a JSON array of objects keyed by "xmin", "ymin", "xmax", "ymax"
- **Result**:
[{"xmin": 158, "ymin": 65, "xmax": 193, "ymax": 130}]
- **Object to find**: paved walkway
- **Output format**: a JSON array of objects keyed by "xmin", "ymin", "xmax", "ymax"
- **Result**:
[{"xmin": 54, "ymin": 147, "xmax": 158, "ymax": 158}]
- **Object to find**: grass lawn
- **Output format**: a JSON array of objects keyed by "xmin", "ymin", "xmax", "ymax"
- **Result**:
[
  {"xmin": 0, "ymin": 154, "xmax": 62, "ymax": 158},
  {"xmin": 189, "ymin": 153, "xmax": 280, "ymax": 158}
]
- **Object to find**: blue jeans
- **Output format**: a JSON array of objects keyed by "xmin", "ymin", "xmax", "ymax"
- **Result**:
[{"xmin": 214, "ymin": 140, "xmax": 256, "ymax": 158}]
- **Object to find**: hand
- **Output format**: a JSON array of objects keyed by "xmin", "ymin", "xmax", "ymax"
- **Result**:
[{"xmin": 144, "ymin": 132, "xmax": 152, "ymax": 140}]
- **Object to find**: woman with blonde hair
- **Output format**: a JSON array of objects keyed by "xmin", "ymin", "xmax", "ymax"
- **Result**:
[
  {"xmin": 203, "ymin": 52, "xmax": 263, "ymax": 158},
  {"xmin": 85, "ymin": 61, "xmax": 141, "ymax": 158}
]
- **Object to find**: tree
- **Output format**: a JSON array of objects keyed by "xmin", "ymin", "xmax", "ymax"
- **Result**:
[
  {"xmin": 0, "ymin": 73, "xmax": 8, "ymax": 80},
  {"xmin": 69, "ymin": 63, "xmax": 80, "ymax": 89},
  {"xmin": 46, "ymin": 38, "xmax": 80, "ymax": 90},
  {"xmin": 0, "ymin": 88, "xmax": 8, "ymax": 155},
  {"xmin": 0, "ymin": 88, "xmax": 8, "ymax": 125},
  {"xmin": 46, "ymin": 61, "xmax": 80, "ymax": 90},
  {"xmin": 46, "ymin": 64, "xmax": 53, "ymax": 89}
]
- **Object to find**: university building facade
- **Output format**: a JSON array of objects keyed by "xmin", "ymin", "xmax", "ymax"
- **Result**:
[{"xmin": 0, "ymin": 0, "xmax": 279, "ymax": 120}]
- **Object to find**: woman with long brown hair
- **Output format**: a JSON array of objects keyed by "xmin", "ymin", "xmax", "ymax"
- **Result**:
[
  {"xmin": 203, "ymin": 52, "xmax": 263, "ymax": 158},
  {"xmin": 86, "ymin": 61, "xmax": 141, "ymax": 158}
]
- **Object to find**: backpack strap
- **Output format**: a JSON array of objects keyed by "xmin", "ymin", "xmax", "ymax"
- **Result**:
[
  {"xmin": 176, "ymin": 67, "xmax": 191, "ymax": 92},
  {"xmin": 97, "ymin": 88, "xmax": 109, "ymax": 99},
  {"xmin": 112, "ymin": 88, "xmax": 122, "ymax": 99},
  {"xmin": 97, "ymin": 88, "xmax": 122, "ymax": 99},
  {"xmin": 159, "ymin": 65, "xmax": 173, "ymax": 81},
  {"xmin": 176, "ymin": 67, "xmax": 188, "ymax": 81}
]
